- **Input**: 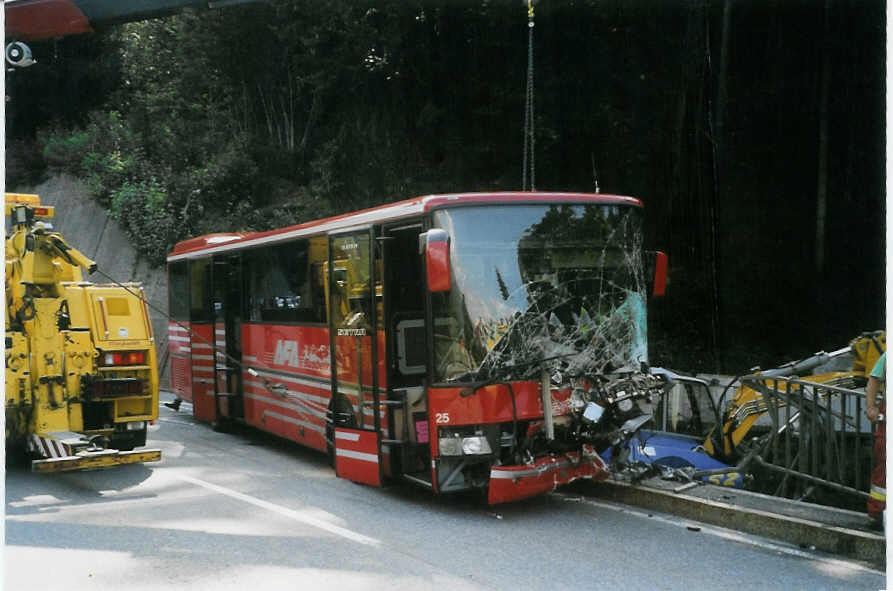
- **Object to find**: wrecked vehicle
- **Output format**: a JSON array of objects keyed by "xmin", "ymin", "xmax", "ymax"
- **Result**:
[
  {"xmin": 601, "ymin": 369, "xmax": 746, "ymax": 488},
  {"xmin": 607, "ymin": 333, "xmax": 886, "ymax": 501},
  {"xmin": 166, "ymin": 192, "xmax": 669, "ymax": 504}
]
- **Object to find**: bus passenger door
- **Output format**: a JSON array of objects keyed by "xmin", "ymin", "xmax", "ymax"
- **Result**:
[
  {"xmin": 212, "ymin": 254, "xmax": 244, "ymax": 423},
  {"xmin": 329, "ymin": 229, "xmax": 382, "ymax": 486},
  {"xmin": 381, "ymin": 222, "xmax": 431, "ymax": 480}
]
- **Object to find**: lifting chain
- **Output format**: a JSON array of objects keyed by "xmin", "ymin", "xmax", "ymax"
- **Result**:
[{"xmin": 521, "ymin": 0, "xmax": 536, "ymax": 192}]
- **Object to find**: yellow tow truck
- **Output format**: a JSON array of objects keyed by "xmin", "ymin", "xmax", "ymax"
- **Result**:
[{"xmin": 5, "ymin": 193, "xmax": 162, "ymax": 472}]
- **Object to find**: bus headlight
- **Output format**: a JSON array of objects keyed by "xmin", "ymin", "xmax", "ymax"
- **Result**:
[
  {"xmin": 439, "ymin": 436, "xmax": 463, "ymax": 456},
  {"xmin": 438, "ymin": 432, "xmax": 492, "ymax": 456},
  {"xmin": 461, "ymin": 435, "xmax": 492, "ymax": 455}
]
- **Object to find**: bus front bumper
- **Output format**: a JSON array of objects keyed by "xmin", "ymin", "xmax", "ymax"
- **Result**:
[{"xmin": 487, "ymin": 445, "xmax": 609, "ymax": 505}]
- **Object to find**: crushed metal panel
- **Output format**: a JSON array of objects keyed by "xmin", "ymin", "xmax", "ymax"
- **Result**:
[{"xmin": 487, "ymin": 446, "xmax": 609, "ymax": 504}]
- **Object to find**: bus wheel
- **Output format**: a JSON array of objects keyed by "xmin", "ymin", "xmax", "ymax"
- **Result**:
[{"xmin": 212, "ymin": 418, "xmax": 233, "ymax": 433}]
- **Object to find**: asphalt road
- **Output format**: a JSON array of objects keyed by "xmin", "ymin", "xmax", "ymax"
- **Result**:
[{"xmin": 4, "ymin": 398, "xmax": 885, "ymax": 591}]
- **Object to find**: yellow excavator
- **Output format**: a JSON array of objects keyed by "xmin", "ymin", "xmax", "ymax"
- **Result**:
[
  {"xmin": 703, "ymin": 331, "xmax": 886, "ymax": 463},
  {"xmin": 5, "ymin": 193, "xmax": 161, "ymax": 472}
]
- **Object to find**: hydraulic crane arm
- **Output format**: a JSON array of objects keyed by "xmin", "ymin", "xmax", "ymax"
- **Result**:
[{"xmin": 46, "ymin": 233, "xmax": 97, "ymax": 274}]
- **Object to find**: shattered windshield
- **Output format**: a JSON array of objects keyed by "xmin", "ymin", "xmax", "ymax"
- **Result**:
[{"xmin": 431, "ymin": 204, "xmax": 647, "ymax": 383}]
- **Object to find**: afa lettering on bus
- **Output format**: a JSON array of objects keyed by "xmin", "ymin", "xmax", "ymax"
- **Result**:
[{"xmin": 273, "ymin": 340, "xmax": 301, "ymax": 367}]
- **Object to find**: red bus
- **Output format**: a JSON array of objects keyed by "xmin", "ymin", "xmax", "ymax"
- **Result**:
[{"xmin": 166, "ymin": 192, "xmax": 667, "ymax": 503}]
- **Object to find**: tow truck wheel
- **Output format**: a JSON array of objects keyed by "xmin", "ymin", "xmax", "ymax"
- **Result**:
[
  {"xmin": 110, "ymin": 426, "xmax": 147, "ymax": 452},
  {"xmin": 5, "ymin": 442, "xmax": 32, "ymax": 468}
]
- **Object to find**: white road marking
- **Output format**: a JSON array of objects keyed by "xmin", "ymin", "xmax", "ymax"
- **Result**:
[
  {"xmin": 178, "ymin": 475, "xmax": 381, "ymax": 547},
  {"xmin": 553, "ymin": 492, "xmax": 884, "ymax": 576}
]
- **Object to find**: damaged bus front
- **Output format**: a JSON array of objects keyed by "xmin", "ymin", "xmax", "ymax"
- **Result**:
[{"xmin": 421, "ymin": 198, "xmax": 667, "ymax": 503}]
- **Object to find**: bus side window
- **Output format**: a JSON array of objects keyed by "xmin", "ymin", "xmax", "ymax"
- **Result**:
[
  {"xmin": 242, "ymin": 239, "xmax": 327, "ymax": 324},
  {"xmin": 189, "ymin": 259, "xmax": 211, "ymax": 322},
  {"xmin": 169, "ymin": 261, "xmax": 189, "ymax": 320}
]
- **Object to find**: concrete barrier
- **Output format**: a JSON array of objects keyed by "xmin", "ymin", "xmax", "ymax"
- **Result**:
[{"xmin": 583, "ymin": 478, "xmax": 885, "ymax": 568}]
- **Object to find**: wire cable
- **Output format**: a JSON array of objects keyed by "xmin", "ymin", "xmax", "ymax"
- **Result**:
[{"xmin": 521, "ymin": 0, "xmax": 536, "ymax": 191}]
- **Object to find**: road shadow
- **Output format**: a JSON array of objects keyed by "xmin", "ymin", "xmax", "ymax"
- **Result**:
[{"xmin": 6, "ymin": 463, "xmax": 157, "ymax": 515}]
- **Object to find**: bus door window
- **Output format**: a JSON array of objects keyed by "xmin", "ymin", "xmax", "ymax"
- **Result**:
[
  {"xmin": 383, "ymin": 223, "xmax": 430, "ymax": 474},
  {"xmin": 211, "ymin": 255, "xmax": 243, "ymax": 418},
  {"xmin": 188, "ymin": 258, "xmax": 216, "ymax": 422},
  {"xmin": 167, "ymin": 261, "xmax": 191, "ymax": 401},
  {"xmin": 385, "ymin": 225, "xmax": 426, "ymax": 384},
  {"xmin": 330, "ymin": 230, "xmax": 381, "ymax": 431}
]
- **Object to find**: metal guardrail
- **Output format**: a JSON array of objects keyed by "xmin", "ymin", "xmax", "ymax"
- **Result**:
[{"xmin": 739, "ymin": 375, "xmax": 876, "ymax": 507}]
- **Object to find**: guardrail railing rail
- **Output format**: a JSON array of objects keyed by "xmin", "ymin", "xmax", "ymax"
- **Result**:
[{"xmin": 739, "ymin": 375, "xmax": 875, "ymax": 509}]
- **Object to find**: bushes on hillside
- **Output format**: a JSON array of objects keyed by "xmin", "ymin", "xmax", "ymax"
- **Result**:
[
  {"xmin": 109, "ymin": 179, "xmax": 177, "ymax": 263},
  {"xmin": 37, "ymin": 110, "xmax": 266, "ymax": 265}
]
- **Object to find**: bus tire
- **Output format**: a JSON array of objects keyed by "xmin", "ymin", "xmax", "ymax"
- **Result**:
[{"xmin": 212, "ymin": 418, "xmax": 232, "ymax": 433}]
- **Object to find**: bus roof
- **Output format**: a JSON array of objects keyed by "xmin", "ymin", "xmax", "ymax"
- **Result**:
[{"xmin": 167, "ymin": 191, "xmax": 642, "ymax": 261}]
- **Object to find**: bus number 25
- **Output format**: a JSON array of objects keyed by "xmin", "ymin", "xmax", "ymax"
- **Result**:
[{"xmin": 435, "ymin": 413, "xmax": 450, "ymax": 424}]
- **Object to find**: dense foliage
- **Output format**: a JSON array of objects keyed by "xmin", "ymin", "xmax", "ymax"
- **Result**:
[{"xmin": 6, "ymin": 0, "xmax": 885, "ymax": 372}]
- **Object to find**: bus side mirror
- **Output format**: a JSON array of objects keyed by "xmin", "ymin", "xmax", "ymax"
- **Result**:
[
  {"xmin": 422, "ymin": 229, "xmax": 451, "ymax": 292},
  {"xmin": 647, "ymin": 250, "xmax": 668, "ymax": 297}
]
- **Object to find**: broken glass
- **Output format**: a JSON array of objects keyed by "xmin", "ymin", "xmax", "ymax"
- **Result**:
[{"xmin": 431, "ymin": 203, "xmax": 647, "ymax": 383}]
